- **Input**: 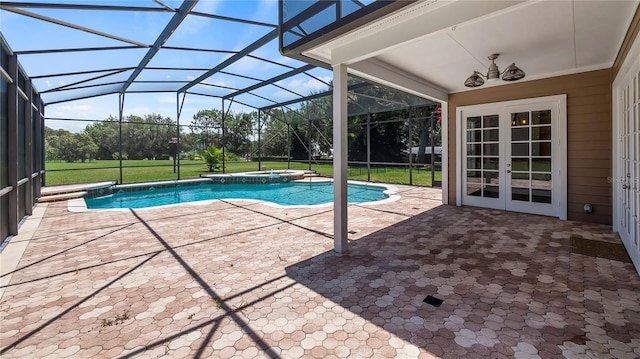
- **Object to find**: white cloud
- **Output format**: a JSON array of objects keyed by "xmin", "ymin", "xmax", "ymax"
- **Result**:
[
  {"xmin": 279, "ymin": 76, "xmax": 331, "ymax": 95},
  {"xmin": 48, "ymin": 104, "xmax": 94, "ymax": 119}
]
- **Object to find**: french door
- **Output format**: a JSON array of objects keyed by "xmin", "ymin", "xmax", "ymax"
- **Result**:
[
  {"xmin": 458, "ymin": 96, "xmax": 566, "ymax": 219},
  {"xmin": 615, "ymin": 49, "xmax": 640, "ymax": 269}
]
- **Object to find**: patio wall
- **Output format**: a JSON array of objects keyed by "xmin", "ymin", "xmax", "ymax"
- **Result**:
[{"xmin": 447, "ymin": 69, "xmax": 612, "ymax": 225}]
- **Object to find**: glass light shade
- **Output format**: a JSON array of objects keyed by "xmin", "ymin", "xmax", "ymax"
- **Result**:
[
  {"xmin": 464, "ymin": 72, "xmax": 484, "ymax": 87},
  {"xmin": 502, "ymin": 63, "xmax": 526, "ymax": 81}
]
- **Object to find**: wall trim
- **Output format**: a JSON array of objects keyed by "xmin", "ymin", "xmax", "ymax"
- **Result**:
[{"xmin": 612, "ymin": 3, "xmax": 640, "ymax": 80}]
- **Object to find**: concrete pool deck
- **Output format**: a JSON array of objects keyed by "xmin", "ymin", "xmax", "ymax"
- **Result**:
[{"xmin": 1, "ymin": 185, "xmax": 639, "ymax": 358}]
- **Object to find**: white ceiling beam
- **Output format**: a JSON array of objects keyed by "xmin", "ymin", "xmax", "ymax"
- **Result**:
[
  {"xmin": 349, "ymin": 58, "xmax": 448, "ymax": 102},
  {"xmin": 325, "ymin": 0, "xmax": 526, "ymax": 66}
]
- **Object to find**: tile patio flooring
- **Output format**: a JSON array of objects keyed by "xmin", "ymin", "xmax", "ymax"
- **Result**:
[{"xmin": 1, "ymin": 185, "xmax": 639, "ymax": 358}]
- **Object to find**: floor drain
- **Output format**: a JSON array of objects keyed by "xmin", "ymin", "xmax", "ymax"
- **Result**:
[
  {"xmin": 423, "ymin": 295, "xmax": 443, "ymax": 307},
  {"xmin": 568, "ymin": 335, "xmax": 586, "ymax": 345}
]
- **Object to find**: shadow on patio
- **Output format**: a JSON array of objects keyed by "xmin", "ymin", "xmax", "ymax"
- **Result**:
[
  {"xmin": 1, "ymin": 188, "xmax": 639, "ymax": 358},
  {"xmin": 285, "ymin": 205, "xmax": 640, "ymax": 358}
]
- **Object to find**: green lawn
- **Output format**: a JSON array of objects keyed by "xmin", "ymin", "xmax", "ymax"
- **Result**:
[{"xmin": 44, "ymin": 160, "xmax": 441, "ymax": 187}]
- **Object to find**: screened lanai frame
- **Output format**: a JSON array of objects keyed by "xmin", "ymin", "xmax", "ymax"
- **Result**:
[{"xmin": 0, "ymin": 0, "xmax": 437, "ymax": 186}]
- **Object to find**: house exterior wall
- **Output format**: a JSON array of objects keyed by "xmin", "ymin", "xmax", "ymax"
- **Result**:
[{"xmin": 447, "ymin": 69, "xmax": 612, "ymax": 225}]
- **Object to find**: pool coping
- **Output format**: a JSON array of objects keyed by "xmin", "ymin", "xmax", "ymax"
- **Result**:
[{"xmin": 67, "ymin": 179, "xmax": 400, "ymax": 212}]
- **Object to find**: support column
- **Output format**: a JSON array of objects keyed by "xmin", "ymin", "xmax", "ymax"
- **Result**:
[
  {"xmin": 408, "ymin": 108, "xmax": 413, "ymax": 185},
  {"xmin": 257, "ymin": 110, "xmax": 261, "ymax": 171},
  {"xmin": 118, "ymin": 93, "xmax": 124, "ymax": 184},
  {"xmin": 7, "ymin": 54, "xmax": 18, "ymax": 235},
  {"xmin": 307, "ymin": 119, "xmax": 312, "ymax": 171},
  {"xmin": 287, "ymin": 123, "xmax": 291, "ymax": 170},
  {"xmin": 176, "ymin": 92, "xmax": 184, "ymax": 180},
  {"xmin": 333, "ymin": 64, "xmax": 348, "ymax": 253},
  {"xmin": 366, "ymin": 113, "xmax": 371, "ymax": 182},
  {"xmin": 24, "ymin": 80, "xmax": 33, "ymax": 215},
  {"xmin": 221, "ymin": 99, "xmax": 226, "ymax": 174}
]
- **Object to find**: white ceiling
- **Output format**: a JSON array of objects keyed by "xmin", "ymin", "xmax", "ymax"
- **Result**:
[{"xmin": 303, "ymin": 0, "xmax": 639, "ymax": 99}]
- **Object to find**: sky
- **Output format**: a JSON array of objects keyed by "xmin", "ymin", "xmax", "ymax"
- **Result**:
[{"xmin": 0, "ymin": 0, "xmax": 333, "ymax": 132}]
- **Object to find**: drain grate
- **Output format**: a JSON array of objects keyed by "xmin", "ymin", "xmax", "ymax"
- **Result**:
[
  {"xmin": 568, "ymin": 335, "xmax": 587, "ymax": 345},
  {"xmin": 423, "ymin": 295, "xmax": 443, "ymax": 307}
]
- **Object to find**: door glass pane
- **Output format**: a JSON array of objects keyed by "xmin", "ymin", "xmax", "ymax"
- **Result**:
[
  {"xmin": 485, "ymin": 186, "xmax": 499, "ymax": 198},
  {"xmin": 466, "ymin": 114, "xmax": 499, "ymax": 200},
  {"xmin": 511, "ymin": 112, "xmax": 529, "ymax": 126},
  {"xmin": 467, "ymin": 130, "xmax": 481, "ymax": 142},
  {"xmin": 483, "ymin": 143, "xmax": 499, "ymax": 156},
  {"xmin": 512, "ymin": 158, "xmax": 530, "ymax": 171},
  {"xmin": 532, "ymin": 173, "xmax": 552, "ymax": 189},
  {"xmin": 467, "ymin": 144, "xmax": 481, "ymax": 155},
  {"xmin": 483, "ymin": 129, "xmax": 499, "ymax": 141},
  {"xmin": 512, "ymin": 128, "xmax": 529, "ymax": 141},
  {"xmin": 467, "ymin": 116, "xmax": 481, "ymax": 129},
  {"xmin": 467, "ymin": 171, "xmax": 482, "ymax": 196},
  {"xmin": 532, "ymin": 158, "xmax": 551, "ymax": 172},
  {"xmin": 484, "ymin": 115, "xmax": 499, "ymax": 128},
  {"xmin": 532, "ymin": 189, "xmax": 552, "ymax": 203},
  {"xmin": 531, "ymin": 110, "xmax": 551, "ymax": 125},
  {"xmin": 531, "ymin": 142, "xmax": 551, "ymax": 156},
  {"xmin": 467, "ymin": 157, "xmax": 481, "ymax": 169},
  {"xmin": 512, "ymin": 187, "xmax": 530, "ymax": 201},
  {"xmin": 512, "ymin": 143, "xmax": 529, "ymax": 156},
  {"xmin": 484, "ymin": 171, "xmax": 499, "ymax": 185},
  {"xmin": 483, "ymin": 157, "xmax": 499, "ymax": 170},
  {"xmin": 511, "ymin": 172, "xmax": 529, "ymax": 188},
  {"xmin": 510, "ymin": 108, "xmax": 553, "ymax": 206},
  {"xmin": 532, "ymin": 126, "xmax": 551, "ymax": 140}
]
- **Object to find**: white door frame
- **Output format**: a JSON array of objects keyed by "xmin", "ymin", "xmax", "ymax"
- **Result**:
[
  {"xmin": 612, "ymin": 31, "xmax": 640, "ymax": 274},
  {"xmin": 456, "ymin": 95, "xmax": 567, "ymax": 219}
]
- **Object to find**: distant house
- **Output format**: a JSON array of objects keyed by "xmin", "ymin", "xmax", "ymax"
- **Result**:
[{"xmin": 405, "ymin": 146, "xmax": 442, "ymax": 164}]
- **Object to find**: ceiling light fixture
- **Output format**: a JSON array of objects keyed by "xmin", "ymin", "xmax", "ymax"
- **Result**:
[{"xmin": 464, "ymin": 53, "xmax": 525, "ymax": 88}]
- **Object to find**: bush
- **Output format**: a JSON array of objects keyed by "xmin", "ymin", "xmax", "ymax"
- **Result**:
[
  {"xmin": 224, "ymin": 151, "xmax": 241, "ymax": 162},
  {"xmin": 200, "ymin": 145, "xmax": 222, "ymax": 172}
]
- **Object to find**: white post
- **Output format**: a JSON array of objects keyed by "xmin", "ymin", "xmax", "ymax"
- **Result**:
[{"xmin": 333, "ymin": 64, "xmax": 348, "ymax": 253}]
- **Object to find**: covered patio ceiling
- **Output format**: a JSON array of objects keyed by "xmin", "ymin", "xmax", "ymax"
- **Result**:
[
  {"xmin": 301, "ymin": 0, "xmax": 639, "ymax": 99},
  {"xmin": 0, "ymin": 0, "xmax": 434, "ymax": 120}
]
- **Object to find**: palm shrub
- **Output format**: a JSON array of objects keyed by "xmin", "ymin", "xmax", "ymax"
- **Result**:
[{"xmin": 201, "ymin": 145, "xmax": 222, "ymax": 172}]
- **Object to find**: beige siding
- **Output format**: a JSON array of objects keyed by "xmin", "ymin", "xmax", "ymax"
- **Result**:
[{"xmin": 448, "ymin": 69, "xmax": 612, "ymax": 224}]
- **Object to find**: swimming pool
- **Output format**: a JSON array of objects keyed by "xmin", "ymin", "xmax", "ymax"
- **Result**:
[{"xmin": 84, "ymin": 181, "xmax": 392, "ymax": 209}]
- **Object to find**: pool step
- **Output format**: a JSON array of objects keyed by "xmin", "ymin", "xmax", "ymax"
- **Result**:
[
  {"xmin": 39, "ymin": 181, "xmax": 116, "ymax": 203},
  {"xmin": 303, "ymin": 170, "xmax": 320, "ymax": 178},
  {"xmin": 38, "ymin": 191, "xmax": 87, "ymax": 203}
]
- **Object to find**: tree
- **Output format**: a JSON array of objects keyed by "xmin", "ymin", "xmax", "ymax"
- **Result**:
[
  {"xmin": 85, "ymin": 118, "xmax": 119, "ymax": 160},
  {"xmin": 45, "ymin": 128, "xmax": 98, "ymax": 162},
  {"xmin": 260, "ymin": 112, "xmax": 289, "ymax": 158},
  {"xmin": 190, "ymin": 109, "xmax": 222, "ymax": 150},
  {"xmin": 200, "ymin": 145, "xmax": 222, "ymax": 172},
  {"xmin": 225, "ymin": 112, "xmax": 254, "ymax": 158},
  {"xmin": 414, "ymin": 105, "xmax": 442, "ymax": 164},
  {"xmin": 72, "ymin": 133, "xmax": 99, "ymax": 162}
]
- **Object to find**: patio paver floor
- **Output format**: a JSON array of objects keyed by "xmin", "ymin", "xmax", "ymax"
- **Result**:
[{"xmin": 1, "ymin": 185, "xmax": 639, "ymax": 358}]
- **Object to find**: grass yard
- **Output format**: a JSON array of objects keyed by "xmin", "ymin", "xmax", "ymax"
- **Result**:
[{"xmin": 44, "ymin": 160, "xmax": 442, "ymax": 187}]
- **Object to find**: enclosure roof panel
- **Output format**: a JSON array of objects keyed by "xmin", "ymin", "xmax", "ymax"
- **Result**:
[{"xmin": 1, "ymin": 0, "xmax": 435, "ymax": 116}]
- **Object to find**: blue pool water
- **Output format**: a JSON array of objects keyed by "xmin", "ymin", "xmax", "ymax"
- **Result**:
[{"xmin": 85, "ymin": 182, "xmax": 389, "ymax": 209}]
